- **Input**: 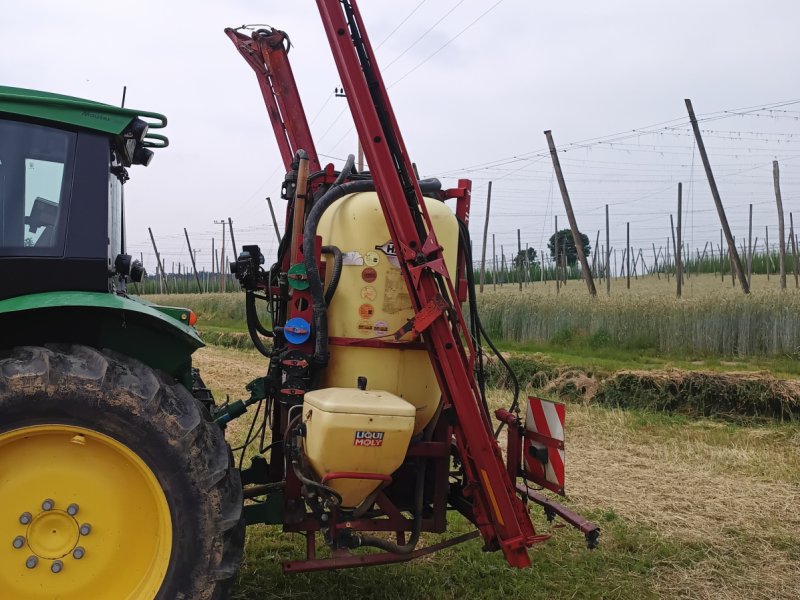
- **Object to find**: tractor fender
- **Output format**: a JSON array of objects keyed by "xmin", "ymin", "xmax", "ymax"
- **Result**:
[{"xmin": 0, "ymin": 291, "xmax": 202, "ymax": 387}]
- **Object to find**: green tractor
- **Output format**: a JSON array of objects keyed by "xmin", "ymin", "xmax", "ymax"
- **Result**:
[{"xmin": 0, "ymin": 87, "xmax": 244, "ymax": 599}]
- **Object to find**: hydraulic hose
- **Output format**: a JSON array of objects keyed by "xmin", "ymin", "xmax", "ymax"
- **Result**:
[
  {"xmin": 246, "ymin": 291, "xmax": 273, "ymax": 357},
  {"xmin": 302, "ymin": 173, "xmax": 442, "ymax": 368},
  {"xmin": 321, "ymin": 245, "xmax": 343, "ymax": 305},
  {"xmin": 354, "ymin": 398, "xmax": 439, "ymax": 553}
]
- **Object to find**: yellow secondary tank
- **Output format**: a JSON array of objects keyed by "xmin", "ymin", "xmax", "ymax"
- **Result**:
[
  {"xmin": 302, "ymin": 388, "xmax": 416, "ymax": 508},
  {"xmin": 316, "ymin": 191, "xmax": 459, "ymax": 434}
]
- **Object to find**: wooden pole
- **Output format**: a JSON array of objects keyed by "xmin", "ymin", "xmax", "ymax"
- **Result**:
[
  {"xmin": 676, "ymin": 183, "xmax": 683, "ymax": 298},
  {"xmin": 747, "ymin": 203, "xmax": 753, "ymax": 286},
  {"xmin": 479, "ymin": 181, "xmax": 492, "ymax": 293},
  {"xmin": 184, "ymin": 228, "xmax": 203, "ymax": 293},
  {"xmin": 148, "ymin": 227, "xmax": 169, "ymax": 294},
  {"xmin": 790, "ymin": 213, "xmax": 799, "ymax": 288},
  {"xmin": 554, "ymin": 216, "xmax": 560, "ymax": 294},
  {"xmin": 765, "ymin": 226, "xmax": 770, "ymax": 281},
  {"xmin": 685, "ymin": 98, "xmax": 749, "ymax": 293},
  {"xmin": 652, "ymin": 243, "xmax": 660, "ymax": 280},
  {"xmin": 605, "ymin": 205, "xmax": 611, "ymax": 295},
  {"xmin": 517, "ymin": 228, "xmax": 523, "ymax": 291},
  {"xmin": 228, "ymin": 217, "xmax": 238, "ymax": 260},
  {"xmin": 266, "ymin": 196, "xmax": 281, "ymax": 242},
  {"xmin": 544, "ymin": 130, "xmax": 596, "ymax": 295},
  {"xmin": 626, "ymin": 222, "xmax": 631, "ymax": 289},
  {"xmin": 773, "ymin": 161, "xmax": 787, "ymax": 289},
  {"xmin": 501, "ymin": 245, "xmax": 506, "ymax": 287},
  {"xmin": 492, "ymin": 234, "xmax": 497, "ymax": 291}
]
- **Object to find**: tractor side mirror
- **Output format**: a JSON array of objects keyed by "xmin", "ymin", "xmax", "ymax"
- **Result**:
[{"xmin": 24, "ymin": 196, "xmax": 59, "ymax": 234}]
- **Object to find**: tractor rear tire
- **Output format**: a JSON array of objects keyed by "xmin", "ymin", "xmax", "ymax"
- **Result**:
[{"xmin": 0, "ymin": 345, "xmax": 245, "ymax": 600}]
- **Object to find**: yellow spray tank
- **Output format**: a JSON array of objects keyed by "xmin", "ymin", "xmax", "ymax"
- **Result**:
[{"xmin": 315, "ymin": 191, "xmax": 460, "ymax": 436}]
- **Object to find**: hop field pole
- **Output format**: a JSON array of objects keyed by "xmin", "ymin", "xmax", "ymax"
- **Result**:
[
  {"xmin": 228, "ymin": 218, "xmax": 238, "ymax": 262},
  {"xmin": 676, "ymin": 183, "xmax": 683, "ymax": 298},
  {"xmin": 184, "ymin": 228, "xmax": 203, "ymax": 293},
  {"xmin": 479, "ymin": 181, "xmax": 492, "ymax": 293},
  {"xmin": 501, "ymin": 245, "xmax": 506, "ymax": 287},
  {"xmin": 686, "ymin": 98, "xmax": 749, "ymax": 294},
  {"xmin": 790, "ymin": 213, "xmax": 799, "ymax": 288},
  {"xmin": 652, "ymin": 244, "xmax": 660, "ymax": 280},
  {"xmin": 266, "ymin": 196, "xmax": 282, "ymax": 242},
  {"xmin": 748, "ymin": 204, "xmax": 753, "ymax": 287},
  {"xmin": 545, "ymin": 130, "xmax": 596, "ymax": 296},
  {"xmin": 148, "ymin": 227, "xmax": 169, "ymax": 295},
  {"xmin": 554, "ymin": 216, "xmax": 560, "ymax": 294},
  {"xmin": 766, "ymin": 227, "xmax": 771, "ymax": 281},
  {"xmin": 517, "ymin": 229, "xmax": 523, "ymax": 291},
  {"xmin": 773, "ymin": 161, "xmax": 787, "ymax": 289},
  {"xmin": 603, "ymin": 205, "xmax": 611, "ymax": 295},
  {"xmin": 492, "ymin": 234, "xmax": 497, "ymax": 291},
  {"xmin": 626, "ymin": 222, "xmax": 631, "ymax": 289}
]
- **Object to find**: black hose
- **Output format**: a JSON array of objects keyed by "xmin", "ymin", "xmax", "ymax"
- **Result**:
[
  {"xmin": 457, "ymin": 220, "xmax": 496, "ymax": 434},
  {"xmin": 321, "ymin": 245, "xmax": 343, "ymax": 305},
  {"xmin": 334, "ymin": 154, "xmax": 355, "ymax": 186},
  {"xmin": 246, "ymin": 291, "xmax": 273, "ymax": 357},
  {"xmin": 356, "ymin": 458, "xmax": 426, "ymax": 554}
]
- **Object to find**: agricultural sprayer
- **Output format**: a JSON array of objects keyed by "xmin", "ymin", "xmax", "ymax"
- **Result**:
[{"xmin": 0, "ymin": 1, "xmax": 597, "ymax": 598}]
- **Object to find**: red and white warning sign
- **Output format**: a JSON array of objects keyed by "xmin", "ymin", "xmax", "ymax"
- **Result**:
[{"xmin": 522, "ymin": 396, "xmax": 566, "ymax": 495}]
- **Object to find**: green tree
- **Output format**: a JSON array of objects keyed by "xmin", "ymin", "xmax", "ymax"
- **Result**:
[
  {"xmin": 513, "ymin": 247, "xmax": 537, "ymax": 268},
  {"xmin": 548, "ymin": 229, "xmax": 590, "ymax": 266}
]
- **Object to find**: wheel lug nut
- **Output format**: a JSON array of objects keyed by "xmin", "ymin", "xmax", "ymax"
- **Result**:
[
  {"xmin": 19, "ymin": 512, "xmax": 32, "ymax": 525},
  {"xmin": 73, "ymin": 546, "xmax": 85, "ymax": 560},
  {"xmin": 79, "ymin": 523, "xmax": 91, "ymax": 536},
  {"xmin": 25, "ymin": 556, "xmax": 38, "ymax": 569},
  {"xmin": 12, "ymin": 536, "xmax": 25, "ymax": 549},
  {"xmin": 51, "ymin": 560, "xmax": 63, "ymax": 574},
  {"xmin": 66, "ymin": 503, "xmax": 79, "ymax": 516},
  {"xmin": 41, "ymin": 499, "xmax": 54, "ymax": 511}
]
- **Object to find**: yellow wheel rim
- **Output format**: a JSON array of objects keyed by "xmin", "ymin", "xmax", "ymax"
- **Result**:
[{"xmin": 0, "ymin": 425, "xmax": 172, "ymax": 599}]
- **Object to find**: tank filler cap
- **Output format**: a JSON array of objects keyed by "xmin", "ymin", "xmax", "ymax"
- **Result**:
[
  {"xmin": 357, "ymin": 376, "xmax": 367, "ymax": 391},
  {"xmin": 284, "ymin": 317, "xmax": 312, "ymax": 345}
]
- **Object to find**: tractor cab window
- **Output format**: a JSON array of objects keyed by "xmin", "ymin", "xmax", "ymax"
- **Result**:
[{"xmin": 0, "ymin": 119, "xmax": 75, "ymax": 255}]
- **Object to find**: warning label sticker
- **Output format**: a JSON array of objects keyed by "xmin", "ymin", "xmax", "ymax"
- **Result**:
[
  {"xmin": 354, "ymin": 431, "xmax": 384, "ymax": 447},
  {"xmin": 360, "ymin": 286, "xmax": 377, "ymax": 301},
  {"xmin": 361, "ymin": 267, "xmax": 378, "ymax": 283},
  {"xmin": 342, "ymin": 251, "xmax": 364, "ymax": 266},
  {"xmin": 373, "ymin": 320, "xmax": 389, "ymax": 335},
  {"xmin": 364, "ymin": 251, "xmax": 380, "ymax": 266},
  {"xmin": 358, "ymin": 303, "xmax": 375, "ymax": 319}
]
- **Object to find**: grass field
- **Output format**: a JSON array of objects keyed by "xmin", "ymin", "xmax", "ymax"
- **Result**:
[
  {"xmin": 195, "ymin": 346, "xmax": 800, "ymax": 600},
  {"xmin": 147, "ymin": 272, "xmax": 800, "ymax": 358}
]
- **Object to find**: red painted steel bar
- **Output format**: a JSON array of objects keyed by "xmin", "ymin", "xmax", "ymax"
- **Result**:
[
  {"xmin": 314, "ymin": 0, "xmax": 539, "ymax": 567},
  {"xmin": 225, "ymin": 27, "xmax": 320, "ymax": 172}
]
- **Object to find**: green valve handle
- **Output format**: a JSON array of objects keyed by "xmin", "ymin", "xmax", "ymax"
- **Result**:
[{"xmin": 287, "ymin": 263, "xmax": 309, "ymax": 290}]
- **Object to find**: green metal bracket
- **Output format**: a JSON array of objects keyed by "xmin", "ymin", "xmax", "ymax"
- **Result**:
[{"xmin": 244, "ymin": 492, "xmax": 285, "ymax": 525}]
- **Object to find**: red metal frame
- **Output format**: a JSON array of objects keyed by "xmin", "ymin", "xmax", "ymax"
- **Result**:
[
  {"xmin": 225, "ymin": 27, "xmax": 320, "ymax": 173},
  {"xmin": 314, "ymin": 0, "xmax": 539, "ymax": 567}
]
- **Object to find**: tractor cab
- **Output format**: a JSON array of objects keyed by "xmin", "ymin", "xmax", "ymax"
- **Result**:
[{"xmin": 0, "ymin": 86, "xmax": 167, "ymax": 300}]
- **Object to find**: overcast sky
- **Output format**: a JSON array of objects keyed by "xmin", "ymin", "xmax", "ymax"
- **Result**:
[{"xmin": 3, "ymin": 0, "xmax": 800, "ymax": 272}]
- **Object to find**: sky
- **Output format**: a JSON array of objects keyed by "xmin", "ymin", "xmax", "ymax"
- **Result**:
[{"xmin": 3, "ymin": 0, "xmax": 800, "ymax": 274}]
